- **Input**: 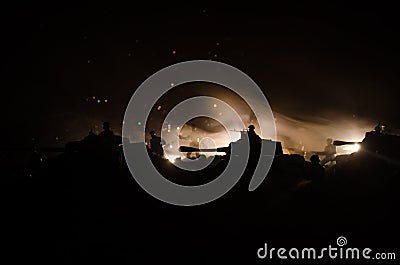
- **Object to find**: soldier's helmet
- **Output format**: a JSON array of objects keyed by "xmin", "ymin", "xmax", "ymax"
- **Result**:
[{"xmin": 248, "ymin": 125, "xmax": 255, "ymax": 131}]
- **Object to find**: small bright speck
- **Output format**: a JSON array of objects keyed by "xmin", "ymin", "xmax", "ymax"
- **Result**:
[
  {"xmin": 213, "ymin": 104, "xmax": 217, "ymax": 108},
  {"xmin": 97, "ymin": 99, "xmax": 101, "ymax": 103},
  {"xmin": 137, "ymin": 121, "xmax": 142, "ymax": 126}
]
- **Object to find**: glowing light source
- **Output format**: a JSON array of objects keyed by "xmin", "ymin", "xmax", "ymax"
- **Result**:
[
  {"xmin": 343, "ymin": 144, "xmax": 360, "ymax": 153},
  {"xmin": 137, "ymin": 121, "xmax": 142, "ymax": 126},
  {"xmin": 97, "ymin": 99, "xmax": 101, "ymax": 103},
  {"xmin": 167, "ymin": 156, "xmax": 176, "ymax": 164}
]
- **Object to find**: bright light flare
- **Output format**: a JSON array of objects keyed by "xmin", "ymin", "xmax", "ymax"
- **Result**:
[
  {"xmin": 166, "ymin": 155, "xmax": 177, "ymax": 164},
  {"xmin": 342, "ymin": 144, "xmax": 360, "ymax": 153}
]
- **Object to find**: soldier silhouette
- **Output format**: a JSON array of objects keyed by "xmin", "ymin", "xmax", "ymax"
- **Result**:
[
  {"xmin": 99, "ymin": 122, "xmax": 116, "ymax": 151},
  {"xmin": 149, "ymin": 130, "xmax": 164, "ymax": 157},
  {"xmin": 247, "ymin": 125, "xmax": 261, "ymax": 145},
  {"xmin": 374, "ymin": 121, "xmax": 382, "ymax": 133},
  {"xmin": 99, "ymin": 122, "xmax": 114, "ymax": 137},
  {"xmin": 243, "ymin": 125, "xmax": 262, "ymax": 177},
  {"xmin": 320, "ymin": 138, "xmax": 336, "ymax": 166}
]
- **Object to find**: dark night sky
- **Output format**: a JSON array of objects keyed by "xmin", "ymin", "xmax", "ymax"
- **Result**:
[{"xmin": 2, "ymin": 2, "xmax": 400, "ymax": 148}]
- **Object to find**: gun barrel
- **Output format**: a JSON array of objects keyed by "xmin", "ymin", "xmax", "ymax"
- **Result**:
[{"xmin": 333, "ymin": 140, "xmax": 361, "ymax": 146}]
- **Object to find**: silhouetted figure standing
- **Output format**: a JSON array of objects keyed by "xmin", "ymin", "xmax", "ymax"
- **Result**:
[
  {"xmin": 247, "ymin": 125, "xmax": 261, "ymax": 145},
  {"xmin": 99, "ymin": 122, "xmax": 117, "ymax": 156},
  {"xmin": 149, "ymin": 131, "xmax": 164, "ymax": 157},
  {"xmin": 320, "ymin": 138, "xmax": 336, "ymax": 166},
  {"xmin": 247, "ymin": 125, "xmax": 262, "ymax": 161},
  {"xmin": 99, "ymin": 122, "xmax": 114, "ymax": 138},
  {"xmin": 242, "ymin": 125, "xmax": 262, "ymax": 179},
  {"xmin": 375, "ymin": 121, "xmax": 382, "ymax": 133}
]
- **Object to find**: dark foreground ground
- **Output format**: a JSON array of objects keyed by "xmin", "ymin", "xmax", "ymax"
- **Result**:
[{"xmin": 5, "ymin": 150, "xmax": 400, "ymax": 264}]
